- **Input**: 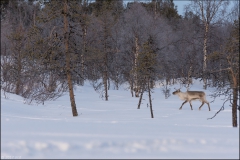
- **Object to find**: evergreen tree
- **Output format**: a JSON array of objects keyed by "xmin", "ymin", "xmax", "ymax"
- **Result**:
[
  {"xmin": 86, "ymin": 0, "xmax": 123, "ymax": 101},
  {"xmin": 137, "ymin": 36, "xmax": 157, "ymax": 118},
  {"xmin": 129, "ymin": 0, "xmax": 180, "ymax": 20},
  {"xmin": 32, "ymin": 0, "xmax": 79, "ymax": 116},
  {"xmin": 1, "ymin": 0, "xmax": 41, "ymax": 96}
]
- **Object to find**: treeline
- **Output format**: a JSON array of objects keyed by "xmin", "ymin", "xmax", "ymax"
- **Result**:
[{"xmin": 0, "ymin": 0, "xmax": 239, "ymax": 126}]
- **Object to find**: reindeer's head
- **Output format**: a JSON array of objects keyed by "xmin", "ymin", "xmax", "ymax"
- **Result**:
[{"xmin": 172, "ymin": 89, "xmax": 181, "ymax": 95}]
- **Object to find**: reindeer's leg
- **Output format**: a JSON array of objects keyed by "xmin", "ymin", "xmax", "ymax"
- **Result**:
[
  {"xmin": 189, "ymin": 101, "xmax": 193, "ymax": 110},
  {"xmin": 207, "ymin": 102, "xmax": 211, "ymax": 111},
  {"xmin": 179, "ymin": 100, "xmax": 187, "ymax": 110},
  {"xmin": 199, "ymin": 102, "xmax": 204, "ymax": 110}
]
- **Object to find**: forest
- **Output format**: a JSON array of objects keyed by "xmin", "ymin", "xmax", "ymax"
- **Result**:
[{"xmin": 0, "ymin": 0, "xmax": 239, "ymax": 127}]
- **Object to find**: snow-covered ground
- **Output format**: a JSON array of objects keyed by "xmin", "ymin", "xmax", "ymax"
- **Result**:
[{"xmin": 1, "ymin": 80, "xmax": 239, "ymax": 159}]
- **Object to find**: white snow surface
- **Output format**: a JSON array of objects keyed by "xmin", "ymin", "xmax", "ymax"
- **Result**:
[{"xmin": 1, "ymin": 80, "xmax": 239, "ymax": 159}]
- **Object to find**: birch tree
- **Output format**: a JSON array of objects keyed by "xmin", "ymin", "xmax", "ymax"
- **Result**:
[
  {"xmin": 189, "ymin": 0, "xmax": 229, "ymax": 89},
  {"xmin": 123, "ymin": 3, "xmax": 152, "ymax": 97}
]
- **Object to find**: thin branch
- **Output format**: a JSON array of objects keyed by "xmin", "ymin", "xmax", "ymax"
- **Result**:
[
  {"xmin": 207, "ymin": 98, "xmax": 229, "ymax": 120},
  {"xmin": 208, "ymin": 68, "xmax": 230, "ymax": 73}
]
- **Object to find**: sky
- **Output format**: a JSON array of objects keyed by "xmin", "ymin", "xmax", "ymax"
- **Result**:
[
  {"xmin": 173, "ymin": 1, "xmax": 236, "ymax": 16},
  {"xmin": 123, "ymin": 0, "xmax": 236, "ymax": 17},
  {"xmin": 122, "ymin": 0, "xmax": 191, "ymax": 16},
  {"xmin": 173, "ymin": 1, "xmax": 191, "ymax": 16}
]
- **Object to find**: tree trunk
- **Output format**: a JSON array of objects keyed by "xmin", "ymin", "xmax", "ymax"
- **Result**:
[
  {"xmin": 137, "ymin": 87, "xmax": 144, "ymax": 109},
  {"xmin": 148, "ymin": 80, "xmax": 154, "ymax": 118},
  {"xmin": 63, "ymin": 0, "xmax": 78, "ymax": 117},
  {"xmin": 187, "ymin": 65, "xmax": 193, "ymax": 90},
  {"xmin": 232, "ymin": 86, "xmax": 238, "ymax": 127},
  {"xmin": 115, "ymin": 73, "xmax": 119, "ymax": 90},
  {"xmin": 130, "ymin": 79, "xmax": 134, "ymax": 97},
  {"xmin": 103, "ymin": 24, "xmax": 108, "ymax": 101},
  {"xmin": 103, "ymin": 67, "xmax": 108, "ymax": 101},
  {"xmin": 203, "ymin": 24, "xmax": 209, "ymax": 89},
  {"xmin": 15, "ymin": 77, "xmax": 21, "ymax": 95},
  {"xmin": 134, "ymin": 36, "xmax": 140, "ymax": 97},
  {"xmin": 15, "ymin": 51, "xmax": 22, "ymax": 95},
  {"xmin": 150, "ymin": 79, "xmax": 154, "ymax": 88},
  {"xmin": 108, "ymin": 77, "xmax": 110, "ymax": 90},
  {"xmin": 80, "ymin": 25, "xmax": 87, "ymax": 85},
  {"xmin": 172, "ymin": 78, "xmax": 175, "ymax": 84},
  {"xmin": 231, "ymin": 73, "xmax": 238, "ymax": 127}
]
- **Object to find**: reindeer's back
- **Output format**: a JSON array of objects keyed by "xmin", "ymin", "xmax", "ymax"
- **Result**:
[{"xmin": 187, "ymin": 91, "xmax": 205, "ymax": 97}]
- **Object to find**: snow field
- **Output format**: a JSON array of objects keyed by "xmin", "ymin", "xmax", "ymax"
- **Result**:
[{"xmin": 1, "ymin": 80, "xmax": 239, "ymax": 159}]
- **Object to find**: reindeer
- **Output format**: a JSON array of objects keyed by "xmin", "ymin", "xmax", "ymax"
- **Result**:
[{"xmin": 172, "ymin": 89, "xmax": 211, "ymax": 111}]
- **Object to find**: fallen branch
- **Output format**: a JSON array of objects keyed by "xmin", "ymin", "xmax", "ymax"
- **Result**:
[{"xmin": 207, "ymin": 98, "xmax": 229, "ymax": 120}]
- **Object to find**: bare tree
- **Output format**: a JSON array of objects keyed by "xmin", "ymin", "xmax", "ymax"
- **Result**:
[
  {"xmin": 123, "ymin": 3, "xmax": 153, "ymax": 97},
  {"xmin": 207, "ymin": 18, "xmax": 239, "ymax": 127},
  {"xmin": 188, "ymin": 0, "xmax": 230, "ymax": 89}
]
